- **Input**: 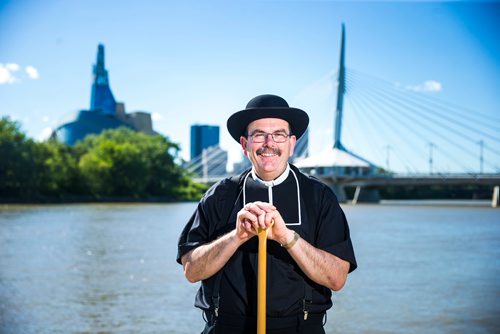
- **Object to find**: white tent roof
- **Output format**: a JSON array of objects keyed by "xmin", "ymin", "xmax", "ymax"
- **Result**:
[{"xmin": 294, "ymin": 147, "xmax": 372, "ymax": 168}]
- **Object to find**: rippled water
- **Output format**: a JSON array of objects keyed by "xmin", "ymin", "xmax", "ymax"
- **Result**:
[{"xmin": 0, "ymin": 203, "xmax": 499, "ymax": 333}]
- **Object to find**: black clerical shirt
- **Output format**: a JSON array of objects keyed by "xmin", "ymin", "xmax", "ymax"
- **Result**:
[{"xmin": 177, "ymin": 164, "xmax": 356, "ymax": 317}]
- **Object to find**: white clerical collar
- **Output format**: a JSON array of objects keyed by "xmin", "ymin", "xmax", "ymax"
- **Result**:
[{"xmin": 251, "ymin": 164, "xmax": 291, "ymax": 187}]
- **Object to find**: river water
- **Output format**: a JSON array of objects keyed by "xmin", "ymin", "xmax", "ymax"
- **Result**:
[{"xmin": 0, "ymin": 202, "xmax": 498, "ymax": 333}]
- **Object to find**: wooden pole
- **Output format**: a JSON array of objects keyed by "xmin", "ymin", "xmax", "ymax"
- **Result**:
[
  {"xmin": 257, "ymin": 227, "xmax": 267, "ymax": 334},
  {"xmin": 256, "ymin": 219, "xmax": 273, "ymax": 334}
]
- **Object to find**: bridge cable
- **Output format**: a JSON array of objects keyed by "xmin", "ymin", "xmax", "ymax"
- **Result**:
[
  {"xmin": 347, "ymin": 69, "xmax": 500, "ymax": 164},
  {"xmin": 345, "ymin": 70, "xmax": 488, "ymax": 172},
  {"xmin": 345, "ymin": 79, "xmax": 423, "ymax": 173}
]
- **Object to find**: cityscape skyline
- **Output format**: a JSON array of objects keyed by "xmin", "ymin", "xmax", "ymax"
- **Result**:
[{"xmin": 1, "ymin": 1, "xmax": 499, "ymax": 173}]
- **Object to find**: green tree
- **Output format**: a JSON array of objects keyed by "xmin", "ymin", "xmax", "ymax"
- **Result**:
[
  {"xmin": 0, "ymin": 117, "xmax": 81, "ymax": 199},
  {"xmin": 0, "ymin": 118, "xmax": 205, "ymax": 201},
  {"xmin": 0, "ymin": 117, "xmax": 38, "ymax": 198},
  {"xmin": 76, "ymin": 127, "xmax": 205, "ymax": 200},
  {"xmin": 78, "ymin": 137, "xmax": 148, "ymax": 197},
  {"xmin": 36, "ymin": 140, "xmax": 81, "ymax": 197}
]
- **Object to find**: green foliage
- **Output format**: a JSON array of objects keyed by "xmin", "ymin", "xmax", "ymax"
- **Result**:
[
  {"xmin": 37, "ymin": 140, "xmax": 81, "ymax": 196},
  {"xmin": 0, "ymin": 118, "xmax": 206, "ymax": 202},
  {"xmin": 0, "ymin": 117, "xmax": 38, "ymax": 197},
  {"xmin": 78, "ymin": 134, "xmax": 148, "ymax": 197}
]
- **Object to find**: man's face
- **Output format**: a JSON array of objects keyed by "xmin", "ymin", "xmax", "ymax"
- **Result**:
[{"xmin": 240, "ymin": 118, "xmax": 296, "ymax": 181}]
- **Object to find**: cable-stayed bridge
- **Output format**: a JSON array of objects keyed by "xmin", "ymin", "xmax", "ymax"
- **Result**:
[{"xmin": 184, "ymin": 25, "xmax": 500, "ymax": 206}]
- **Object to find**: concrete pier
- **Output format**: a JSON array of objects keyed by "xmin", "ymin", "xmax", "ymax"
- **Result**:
[
  {"xmin": 492, "ymin": 186, "xmax": 499, "ymax": 208},
  {"xmin": 352, "ymin": 186, "xmax": 380, "ymax": 204}
]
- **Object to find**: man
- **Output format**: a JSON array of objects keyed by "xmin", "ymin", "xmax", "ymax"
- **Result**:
[{"xmin": 177, "ymin": 94, "xmax": 357, "ymax": 334}]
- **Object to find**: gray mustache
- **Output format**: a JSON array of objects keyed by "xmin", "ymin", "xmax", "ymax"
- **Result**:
[{"xmin": 256, "ymin": 147, "xmax": 282, "ymax": 156}]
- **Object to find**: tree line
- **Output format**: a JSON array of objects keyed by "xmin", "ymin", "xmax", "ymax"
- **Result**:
[{"xmin": 0, "ymin": 117, "xmax": 207, "ymax": 202}]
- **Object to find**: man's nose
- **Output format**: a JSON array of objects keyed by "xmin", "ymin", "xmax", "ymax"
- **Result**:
[{"xmin": 264, "ymin": 133, "xmax": 274, "ymax": 144}]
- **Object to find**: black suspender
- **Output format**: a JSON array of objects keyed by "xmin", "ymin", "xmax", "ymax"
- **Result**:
[
  {"xmin": 207, "ymin": 173, "xmax": 246, "ymax": 322},
  {"xmin": 211, "ymin": 270, "xmax": 223, "ymax": 318},
  {"xmin": 302, "ymin": 281, "xmax": 313, "ymax": 320}
]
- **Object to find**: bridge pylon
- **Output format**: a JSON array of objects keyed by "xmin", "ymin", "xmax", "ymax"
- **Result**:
[{"xmin": 295, "ymin": 24, "xmax": 381, "ymax": 203}]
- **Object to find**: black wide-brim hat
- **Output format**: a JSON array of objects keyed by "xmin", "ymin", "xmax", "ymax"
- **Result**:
[{"xmin": 227, "ymin": 94, "xmax": 309, "ymax": 142}]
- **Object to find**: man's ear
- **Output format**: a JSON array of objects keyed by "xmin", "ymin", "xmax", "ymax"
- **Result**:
[
  {"xmin": 240, "ymin": 136, "xmax": 249, "ymax": 157},
  {"xmin": 288, "ymin": 135, "xmax": 297, "ymax": 157}
]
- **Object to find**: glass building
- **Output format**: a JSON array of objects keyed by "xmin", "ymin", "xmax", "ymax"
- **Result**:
[
  {"xmin": 51, "ymin": 44, "xmax": 154, "ymax": 145},
  {"xmin": 190, "ymin": 125, "xmax": 220, "ymax": 160}
]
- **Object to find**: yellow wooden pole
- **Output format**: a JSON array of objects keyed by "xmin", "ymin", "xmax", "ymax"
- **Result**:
[
  {"xmin": 256, "ymin": 220, "xmax": 273, "ymax": 334},
  {"xmin": 257, "ymin": 227, "xmax": 267, "ymax": 334}
]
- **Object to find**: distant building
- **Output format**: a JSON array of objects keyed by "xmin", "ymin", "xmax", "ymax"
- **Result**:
[
  {"xmin": 51, "ymin": 44, "xmax": 155, "ymax": 145},
  {"xmin": 292, "ymin": 128, "xmax": 309, "ymax": 160},
  {"xmin": 185, "ymin": 124, "xmax": 228, "ymax": 178},
  {"xmin": 295, "ymin": 147, "xmax": 377, "ymax": 177},
  {"xmin": 190, "ymin": 125, "xmax": 220, "ymax": 160}
]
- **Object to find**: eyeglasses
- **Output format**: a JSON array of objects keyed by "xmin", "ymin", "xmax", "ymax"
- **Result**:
[{"xmin": 248, "ymin": 131, "xmax": 291, "ymax": 143}]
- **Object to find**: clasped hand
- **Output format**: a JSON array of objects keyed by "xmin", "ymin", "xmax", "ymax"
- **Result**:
[{"xmin": 236, "ymin": 201, "xmax": 290, "ymax": 244}]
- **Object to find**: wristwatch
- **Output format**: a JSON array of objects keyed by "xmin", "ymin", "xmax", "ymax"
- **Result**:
[{"xmin": 281, "ymin": 231, "xmax": 300, "ymax": 249}]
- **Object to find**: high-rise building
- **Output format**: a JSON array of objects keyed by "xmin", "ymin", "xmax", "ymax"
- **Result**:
[
  {"xmin": 51, "ymin": 44, "xmax": 155, "ymax": 145},
  {"xmin": 185, "ymin": 124, "xmax": 229, "ymax": 178},
  {"xmin": 190, "ymin": 125, "xmax": 220, "ymax": 160},
  {"xmin": 293, "ymin": 128, "xmax": 309, "ymax": 159}
]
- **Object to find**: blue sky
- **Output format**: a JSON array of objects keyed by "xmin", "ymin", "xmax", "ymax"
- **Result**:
[{"xmin": 1, "ymin": 0, "xmax": 499, "ymax": 173}]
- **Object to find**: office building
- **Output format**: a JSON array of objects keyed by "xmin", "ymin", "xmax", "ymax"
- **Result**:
[{"xmin": 190, "ymin": 124, "xmax": 220, "ymax": 160}]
